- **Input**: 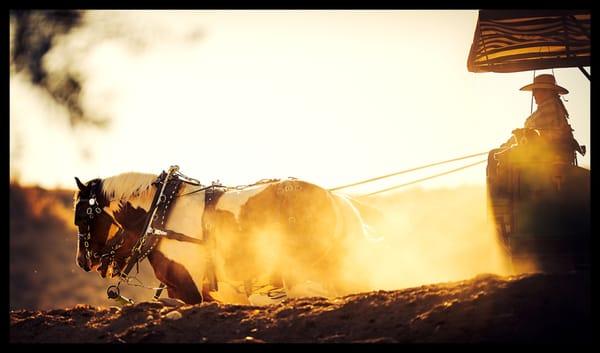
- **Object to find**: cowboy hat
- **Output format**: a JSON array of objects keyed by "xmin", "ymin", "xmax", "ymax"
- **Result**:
[{"xmin": 519, "ymin": 74, "xmax": 569, "ymax": 95}]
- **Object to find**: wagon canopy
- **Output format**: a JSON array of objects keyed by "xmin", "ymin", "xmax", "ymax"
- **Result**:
[{"xmin": 467, "ymin": 10, "xmax": 590, "ymax": 74}]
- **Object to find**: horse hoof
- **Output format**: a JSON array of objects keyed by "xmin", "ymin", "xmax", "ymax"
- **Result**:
[
  {"xmin": 248, "ymin": 293, "xmax": 287, "ymax": 306},
  {"xmin": 287, "ymin": 281, "xmax": 330, "ymax": 299}
]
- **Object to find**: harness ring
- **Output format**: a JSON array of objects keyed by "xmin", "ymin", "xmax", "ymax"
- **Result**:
[{"xmin": 106, "ymin": 285, "xmax": 120, "ymax": 299}]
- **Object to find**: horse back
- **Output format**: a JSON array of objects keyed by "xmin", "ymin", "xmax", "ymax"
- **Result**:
[{"xmin": 208, "ymin": 179, "xmax": 341, "ymax": 281}]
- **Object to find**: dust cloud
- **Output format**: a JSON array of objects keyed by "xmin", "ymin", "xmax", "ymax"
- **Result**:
[
  {"xmin": 192, "ymin": 183, "xmax": 516, "ymax": 301},
  {"xmin": 326, "ymin": 185, "xmax": 514, "ymax": 294},
  {"xmin": 144, "ymin": 182, "xmax": 515, "ymax": 301}
]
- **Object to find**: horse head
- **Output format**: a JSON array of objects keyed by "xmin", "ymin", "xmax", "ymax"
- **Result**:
[{"xmin": 73, "ymin": 176, "xmax": 149, "ymax": 278}]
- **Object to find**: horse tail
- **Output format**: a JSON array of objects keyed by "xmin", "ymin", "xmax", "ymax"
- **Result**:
[
  {"xmin": 330, "ymin": 192, "xmax": 384, "ymax": 243},
  {"xmin": 327, "ymin": 192, "xmax": 385, "ymax": 294}
]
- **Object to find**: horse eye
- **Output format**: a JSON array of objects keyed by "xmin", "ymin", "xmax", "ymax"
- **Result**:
[{"xmin": 89, "ymin": 199, "xmax": 96, "ymax": 206}]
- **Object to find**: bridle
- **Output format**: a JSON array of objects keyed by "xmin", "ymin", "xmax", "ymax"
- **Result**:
[{"xmin": 75, "ymin": 193, "xmax": 128, "ymax": 267}]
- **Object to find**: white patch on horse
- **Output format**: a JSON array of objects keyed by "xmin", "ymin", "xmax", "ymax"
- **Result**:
[
  {"xmin": 157, "ymin": 238, "xmax": 208, "ymax": 293},
  {"xmin": 163, "ymin": 183, "xmax": 205, "ymax": 240},
  {"xmin": 215, "ymin": 184, "xmax": 270, "ymax": 222}
]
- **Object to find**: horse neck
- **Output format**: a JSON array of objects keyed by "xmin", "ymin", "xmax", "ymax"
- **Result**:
[
  {"xmin": 116, "ymin": 183, "xmax": 206, "ymax": 233},
  {"xmin": 108, "ymin": 182, "xmax": 206, "ymax": 252}
]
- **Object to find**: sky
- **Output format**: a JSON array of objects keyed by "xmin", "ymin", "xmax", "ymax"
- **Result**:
[{"xmin": 9, "ymin": 10, "xmax": 591, "ymax": 194}]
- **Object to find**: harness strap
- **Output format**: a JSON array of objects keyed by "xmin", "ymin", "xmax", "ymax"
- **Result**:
[
  {"xmin": 119, "ymin": 168, "xmax": 178, "ymax": 281},
  {"xmin": 201, "ymin": 185, "xmax": 225, "ymax": 293},
  {"xmin": 148, "ymin": 227, "xmax": 206, "ymax": 244},
  {"xmin": 153, "ymin": 282, "xmax": 167, "ymax": 300}
]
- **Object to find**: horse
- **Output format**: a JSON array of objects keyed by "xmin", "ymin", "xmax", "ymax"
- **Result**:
[{"xmin": 73, "ymin": 169, "xmax": 381, "ymax": 305}]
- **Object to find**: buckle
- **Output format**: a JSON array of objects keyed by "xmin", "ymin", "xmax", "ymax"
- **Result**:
[{"xmin": 148, "ymin": 227, "xmax": 167, "ymax": 236}]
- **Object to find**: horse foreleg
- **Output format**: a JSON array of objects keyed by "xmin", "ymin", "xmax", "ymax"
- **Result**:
[{"xmin": 148, "ymin": 251, "xmax": 204, "ymax": 304}]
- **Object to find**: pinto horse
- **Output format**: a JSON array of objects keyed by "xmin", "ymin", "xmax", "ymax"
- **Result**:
[{"xmin": 73, "ymin": 171, "xmax": 380, "ymax": 305}]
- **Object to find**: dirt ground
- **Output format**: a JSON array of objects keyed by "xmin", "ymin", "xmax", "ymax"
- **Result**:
[{"xmin": 10, "ymin": 271, "xmax": 591, "ymax": 343}]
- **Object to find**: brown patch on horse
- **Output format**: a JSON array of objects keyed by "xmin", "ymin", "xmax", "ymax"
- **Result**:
[
  {"xmin": 112, "ymin": 201, "xmax": 148, "ymax": 234},
  {"xmin": 148, "ymin": 250, "xmax": 207, "ymax": 304}
]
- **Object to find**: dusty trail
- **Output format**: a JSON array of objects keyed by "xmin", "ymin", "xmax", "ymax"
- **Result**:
[{"xmin": 10, "ymin": 271, "xmax": 591, "ymax": 343}]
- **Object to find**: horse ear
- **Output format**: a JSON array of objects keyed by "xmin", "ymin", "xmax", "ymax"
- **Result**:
[{"xmin": 75, "ymin": 177, "xmax": 86, "ymax": 191}]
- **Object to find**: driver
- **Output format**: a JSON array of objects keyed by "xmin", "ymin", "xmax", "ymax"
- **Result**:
[
  {"xmin": 521, "ymin": 74, "xmax": 571, "ymax": 132},
  {"xmin": 487, "ymin": 74, "xmax": 583, "ymax": 185}
]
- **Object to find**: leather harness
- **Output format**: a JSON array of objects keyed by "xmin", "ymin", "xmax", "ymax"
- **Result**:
[
  {"xmin": 82, "ymin": 166, "xmax": 280, "ymax": 304},
  {"xmin": 201, "ymin": 185, "xmax": 225, "ymax": 293},
  {"xmin": 106, "ymin": 166, "xmax": 222, "ymax": 303}
]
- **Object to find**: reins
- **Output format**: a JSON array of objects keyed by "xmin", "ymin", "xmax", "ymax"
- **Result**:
[{"xmin": 176, "ymin": 178, "xmax": 282, "ymax": 198}]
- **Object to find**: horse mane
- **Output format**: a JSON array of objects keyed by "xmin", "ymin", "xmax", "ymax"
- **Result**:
[{"xmin": 100, "ymin": 172, "xmax": 158, "ymax": 203}]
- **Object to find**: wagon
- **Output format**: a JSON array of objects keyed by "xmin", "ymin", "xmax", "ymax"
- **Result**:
[{"xmin": 468, "ymin": 10, "xmax": 591, "ymax": 272}]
